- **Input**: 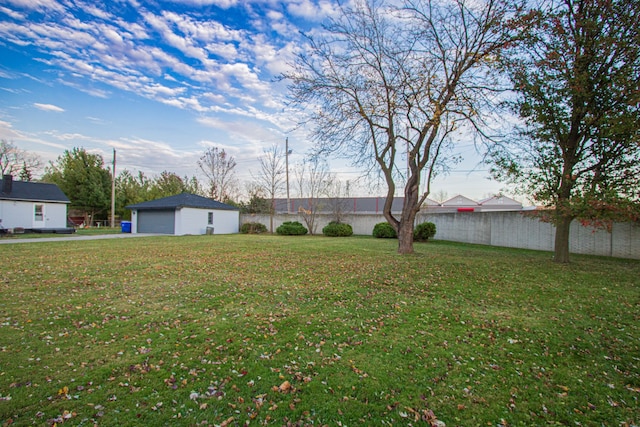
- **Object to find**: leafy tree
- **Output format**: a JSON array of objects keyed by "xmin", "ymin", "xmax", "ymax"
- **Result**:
[
  {"xmin": 183, "ymin": 175, "xmax": 203, "ymax": 196},
  {"xmin": 285, "ymin": 0, "xmax": 528, "ymax": 254},
  {"xmin": 116, "ymin": 170, "xmax": 151, "ymax": 219},
  {"xmin": 115, "ymin": 170, "xmax": 202, "ymax": 219},
  {"xmin": 490, "ymin": 0, "xmax": 640, "ymax": 263},
  {"xmin": 198, "ymin": 147, "xmax": 238, "ymax": 203},
  {"xmin": 153, "ymin": 171, "xmax": 203, "ymax": 199},
  {"xmin": 42, "ymin": 147, "xmax": 111, "ymax": 223},
  {"xmin": 241, "ymin": 185, "xmax": 272, "ymax": 214},
  {"xmin": 252, "ymin": 145, "xmax": 286, "ymax": 232},
  {"xmin": 0, "ymin": 140, "xmax": 41, "ymax": 178}
]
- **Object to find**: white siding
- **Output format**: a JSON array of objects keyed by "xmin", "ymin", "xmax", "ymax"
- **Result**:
[
  {"xmin": 131, "ymin": 210, "xmax": 138, "ymax": 233},
  {"xmin": 175, "ymin": 207, "xmax": 239, "ymax": 235},
  {"xmin": 209, "ymin": 209, "xmax": 239, "ymax": 234},
  {"xmin": 0, "ymin": 200, "xmax": 67, "ymax": 229},
  {"xmin": 175, "ymin": 207, "xmax": 208, "ymax": 235},
  {"xmin": 43, "ymin": 203, "xmax": 68, "ymax": 228}
]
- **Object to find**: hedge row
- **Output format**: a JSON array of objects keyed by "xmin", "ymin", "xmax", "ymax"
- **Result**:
[
  {"xmin": 372, "ymin": 221, "xmax": 436, "ymax": 240},
  {"xmin": 240, "ymin": 220, "xmax": 435, "ymax": 240}
]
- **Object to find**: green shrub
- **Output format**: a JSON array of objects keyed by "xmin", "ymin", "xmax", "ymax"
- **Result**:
[
  {"xmin": 276, "ymin": 221, "xmax": 308, "ymax": 236},
  {"xmin": 414, "ymin": 221, "xmax": 436, "ymax": 241},
  {"xmin": 372, "ymin": 222, "xmax": 397, "ymax": 238},
  {"xmin": 240, "ymin": 222, "xmax": 268, "ymax": 234},
  {"xmin": 322, "ymin": 221, "xmax": 353, "ymax": 237}
]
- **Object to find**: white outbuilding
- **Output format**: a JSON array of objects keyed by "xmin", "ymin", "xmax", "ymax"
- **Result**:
[
  {"xmin": 0, "ymin": 174, "xmax": 70, "ymax": 231},
  {"xmin": 126, "ymin": 193, "xmax": 239, "ymax": 235}
]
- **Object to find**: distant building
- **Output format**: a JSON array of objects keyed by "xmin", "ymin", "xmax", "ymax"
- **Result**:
[
  {"xmin": 272, "ymin": 195, "xmax": 524, "ymax": 214},
  {"xmin": 478, "ymin": 195, "xmax": 524, "ymax": 211}
]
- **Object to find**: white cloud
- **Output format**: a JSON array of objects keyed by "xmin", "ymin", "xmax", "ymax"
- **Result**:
[
  {"xmin": 0, "ymin": 119, "xmax": 24, "ymax": 140},
  {"xmin": 0, "ymin": 0, "xmax": 313, "ymax": 161},
  {"xmin": 165, "ymin": 0, "xmax": 239, "ymax": 9},
  {"xmin": 0, "ymin": 5, "xmax": 25, "ymax": 19},
  {"xmin": 116, "ymin": 136, "xmax": 202, "ymax": 176},
  {"xmin": 5, "ymin": 0, "xmax": 65, "ymax": 13},
  {"xmin": 34, "ymin": 103, "xmax": 65, "ymax": 112},
  {"xmin": 77, "ymin": 1, "xmax": 113, "ymax": 20},
  {"xmin": 143, "ymin": 12, "xmax": 209, "ymax": 63},
  {"xmin": 43, "ymin": 130, "xmax": 91, "ymax": 141},
  {"xmin": 287, "ymin": 0, "xmax": 325, "ymax": 20}
]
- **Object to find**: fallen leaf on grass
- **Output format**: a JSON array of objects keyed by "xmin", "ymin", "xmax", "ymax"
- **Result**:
[{"xmin": 273, "ymin": 380, "xmax": 292, "ymax": 393}]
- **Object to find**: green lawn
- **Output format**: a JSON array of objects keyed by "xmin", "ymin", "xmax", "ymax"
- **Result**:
[{"xmin": 0, "ymin": 235, "xmax": 638, "ymax": 426}]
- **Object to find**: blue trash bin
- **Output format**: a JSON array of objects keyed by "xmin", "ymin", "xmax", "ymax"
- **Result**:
[{"xmin": 121, "ymin": 221, "xmax": 132, "ymax": 233}]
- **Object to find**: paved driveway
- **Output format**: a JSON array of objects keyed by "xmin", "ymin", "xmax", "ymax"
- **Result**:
[{"xmin": 0, "ymin": 233, "xmax": 166, "ymax": 244}]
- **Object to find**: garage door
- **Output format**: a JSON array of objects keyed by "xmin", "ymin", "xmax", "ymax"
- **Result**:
[{"xmin": 137, "ymin": 210, "xmax": 175, "ymax": 234}]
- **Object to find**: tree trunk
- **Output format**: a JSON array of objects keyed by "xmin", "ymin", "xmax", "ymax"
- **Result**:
[
  {"xmin": 396, "ymin": 173, "xmax": 420, "ymax": 255},
  {"xmin": 269, "ymin": 197, "xmax": 274, "ymax": 233},
  {"xmin": 553, "ymin": 215, "xmax": 572, "ymax": 263},
  {"xmin": 397, "ymin": 217, "xmax": 416, "ymax": 254}
]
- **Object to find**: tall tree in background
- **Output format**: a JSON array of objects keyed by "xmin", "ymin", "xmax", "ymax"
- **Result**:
[
  {"xmin": 286, "ymin": 0, "xmax": 528, "ymax": 254},
  {"xmin": 148, "ymin": 171, "xmax": 200, "ymax": 200},
  {"xmin": 252, "ymin": 145, "xmax": 286, "ymax": 232},
  {"xmin": 42, "ymin": 147, "xmax": 111, "ymax": 223},
  {"xmin": 242, "ymin": 183, "xmax": 272, "ymax": 214},
  {"xmin": 0, "ymin": 139, "xmax": 41, "ymax": 179},
  {"xmin": 198, "ymin": 147, "xmax": 238, "ymax": 203},
  {"xmin": 490, "ymin": 0, "xmax": 640, "ymax": 263},
  {"xmin": 116, "ymin": 170, "xmax": 151, "ymax": 219},
  {"xmin": 116, "ymin": 170, "xmax": 203, "ymax": 219}
]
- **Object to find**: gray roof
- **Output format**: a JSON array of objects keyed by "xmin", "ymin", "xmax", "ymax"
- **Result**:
[
  {"xmin": 0, "ymin": 178, "xmax": 70, "ymax": 203},
  {"xmin": 126, "ymin": 193, "xmax": 238, "ymax": 211}
]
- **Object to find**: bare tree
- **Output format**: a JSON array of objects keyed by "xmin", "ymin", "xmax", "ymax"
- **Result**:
[
  {"xmin": 0, "ymin": 140, "xmax": 41, "ymax": 179},
  {"xmin": 325, "ymin": 179, "xmax": 353, "ymax": 224},
  {"xmin": 285, "ymin": 0, "xmax": 528, "ymax": 253},
  {"xmin": 198, "ymin": 147, "xmax": 238, "ymax": 202},
  {"xmin": 295, "ymin": 158, "xmax": 333, "ymax": 235},
  {"xmin": 252, "ymin": 144, "xmax": 286, "ymax": 233},
  {"xmin": 431, "ymin": 190, "xmax": 449, "ymax": 204}
]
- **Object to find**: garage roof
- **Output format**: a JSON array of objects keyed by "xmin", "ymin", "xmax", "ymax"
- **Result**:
[{"xmin": 126, "ymin": 193, "xmax": 238, "ymax": 211}]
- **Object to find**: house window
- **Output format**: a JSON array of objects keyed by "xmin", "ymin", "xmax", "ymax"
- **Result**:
[
  {"xmin": 207, "ymin": 212, "xmax": 213, "ymax": 225},
  {"xmin": 34, "ymin": 204, "xmax": 44, "ymax": 221}
]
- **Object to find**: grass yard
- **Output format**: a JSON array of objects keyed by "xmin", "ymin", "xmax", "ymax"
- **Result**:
[{"xmin": 0, "ymin": 235, "xmax": 638, "ymax": 426}]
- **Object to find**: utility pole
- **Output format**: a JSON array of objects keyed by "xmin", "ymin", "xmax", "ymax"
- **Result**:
[
  {"xmin": 286, "ymin": 137, "xmax": 290, "ymax": 214},
  {"xmin": 110, "ymin": 148, "xmax": 116, "ymax": 228}
]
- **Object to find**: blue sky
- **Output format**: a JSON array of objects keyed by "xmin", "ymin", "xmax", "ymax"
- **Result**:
[{"xmin": 0, "ymin": 0, "xmax": 506, "ymax": 201}]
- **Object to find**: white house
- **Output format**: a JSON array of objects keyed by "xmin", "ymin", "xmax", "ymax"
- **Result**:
[
  {"xmin": 0, "ymin": 175, "xmax": 70, "ymax": 230},
  {"xmin": 126, "ymin": 193, "xmax": 239, "ymax": 235}
]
